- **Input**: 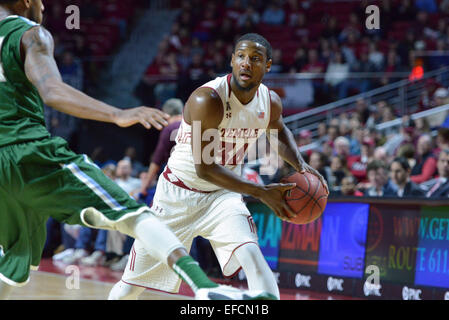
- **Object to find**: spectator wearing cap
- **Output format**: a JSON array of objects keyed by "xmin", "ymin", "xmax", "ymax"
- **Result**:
[
  {"xmin": 410, "ymin": 134, "xmax": 437, "ymax": 183},
  {"xmin": 421, "ymin": 149, "xmax": 449, "ymax": 198},
  {"xmin": 390, "ymin": 157, "xmax": 425, "ymax": 197},
  {"xmin": 140, "ymin": 98, "xmax": 184, "ymax": 195},
  {"xmin": 363, "ymin": 160, "xmax": 396, "ymax": 197}
]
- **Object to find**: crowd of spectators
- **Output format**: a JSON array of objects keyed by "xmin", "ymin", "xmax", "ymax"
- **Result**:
[
  {"xmin": 140, "ymin": 0, "xmax": 449, "ymax": 107},
  {"xmin": 287, "ymin": 96, "xmax": 449, "ymax": 199}
]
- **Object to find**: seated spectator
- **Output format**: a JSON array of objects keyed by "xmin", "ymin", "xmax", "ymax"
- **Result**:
[
  {"xmin": 363, "ymin": 160, "xmax": 396, "ymax": 196},
  {"xmin": 329, "ymin": 155, "xmax": 350, "ymax": 189},
  {"xmin": 348, "ymin": 137, "xmax": 376, "ymax": 182},
  {"xmin": 436, "ymin": 127, "xmax": 449, "ymax": 153},
  {"xmin": 339, "ymin": 50, "xmax": 376, "ymax": 99},
  {"xmin": 331, "ymin": 175, "xmax": 364, "ymax": 197},
  {"xmin": 415, "ymin": 117, "xmax": 431, "ymax": 136},
  {"xmin": 321, "ymin": 16, "xmax": 340, "ymax": 41},
  {"xmin": 225, "ymin": 0, "xmax": 245, "ymax": 23},
  {"xmin": 390, "ymin": 157, "xmax": 426, "ymax": 197},
  {"xmin": 324, "ymin": 51, "xmax": 349, "ymax": 99},
  {"xmin": 421, "ymin": 149, "xmax": 449, "ymax": 198},
  {"xmin": 339, "ymin": 13, "xmax": 362, "ymax": 43},
  {"xmin": 292, "ymin": 12, "xmax": 309, "ymax": 39},
  {"xmin": 261, "ymin": 1, "xmax": 285, "ymax": 25},
  {"xmin": 410, "ymin": 134, "xmax": 437, "ymax": 183},
  {"xmin": 270, "ymin": 49, "xmax": 288, "ymax": 74},
  {"xmin": 397, "ymin": 143, "xmax": 417, "ymax": 169},
  {"xmin": 308, "ymin": 151, "xmax": 331, "ymax": 185},
  {"xmin": 368, "ymin": 42, "xmax": 385, "ymax": 71},
  {"xmin": 383, "ymin": 118, "xmax": 417, "ymax": 156},
  {"xmin": 238, "ymin": 6, "xmax": 260, "ymax": 28},
  {"xmin": 115, "ymin": 159, "xmax": 141, "ymax": 198}
]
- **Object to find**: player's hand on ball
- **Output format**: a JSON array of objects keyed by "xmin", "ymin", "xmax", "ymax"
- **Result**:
[
  {"xmin": 300, "ymin": 163, "xmax": 329, "ymax": 195},
  {"xmin": 258, "ymin": 183, "xmax": 297, "ymax": 221},
  {"xmin": 113, "ymin": 107, "xmax": 170, "ymax": 129}
]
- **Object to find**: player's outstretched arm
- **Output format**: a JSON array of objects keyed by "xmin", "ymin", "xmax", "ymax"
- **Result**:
[
  {"xmin": 268, "ymin": 90, "xmax": 329, "ymax": 194},
  {"xmin": 186, "ymin": 88, "xmax": 296, "ymax": 220},
  {"xmin": 21, "ymin": 26, "xmax": 169, "ymax": 130}
]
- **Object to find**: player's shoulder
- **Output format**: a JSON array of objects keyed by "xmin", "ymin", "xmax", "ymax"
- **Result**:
[{"xmin": 21, "ymin": 24, "xmax": 53, "ymax": 52}]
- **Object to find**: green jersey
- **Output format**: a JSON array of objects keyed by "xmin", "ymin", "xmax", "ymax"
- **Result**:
[{"xmin": 0, "ymin": 15, "xmax": 50, "ymax": 148}]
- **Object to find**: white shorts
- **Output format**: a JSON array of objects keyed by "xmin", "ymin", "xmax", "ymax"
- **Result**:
[{"xmin": 121, "ymin": 168, "xmax": 258, "ymax": 293}]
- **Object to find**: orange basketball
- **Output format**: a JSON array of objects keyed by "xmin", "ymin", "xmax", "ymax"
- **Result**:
[{"xmin": 281, "ymin": 172, "xmax": 328, "ymax": 225}]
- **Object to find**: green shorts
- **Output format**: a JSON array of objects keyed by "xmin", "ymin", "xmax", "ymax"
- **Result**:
[{"xmin": 0, "ymin": 136, "xmax": 147, "ymax": 286}]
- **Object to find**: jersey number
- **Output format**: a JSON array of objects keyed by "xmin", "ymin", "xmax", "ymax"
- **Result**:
[{"xmin": 0, "ymin": 37, "xmax": 5, "ymax": 82}]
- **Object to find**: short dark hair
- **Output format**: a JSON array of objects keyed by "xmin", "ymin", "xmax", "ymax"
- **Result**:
[
  {"xmin": 0, "ymin": 0, "xmax": 18, "ymax": 4},
  {"xmin": 234, "ymin": 33, "xmax": 272, "ymax": 61},
  {"xmin": 367, "ymin": 160, "xmax": 388, "ymax": 173},
  {"xmin": 438, "ymin": 127, "xmax": 449, "ymax": 142},
  {"xmin": 391, "ymin": 157, "xmax": 410, "ymax": 171}
]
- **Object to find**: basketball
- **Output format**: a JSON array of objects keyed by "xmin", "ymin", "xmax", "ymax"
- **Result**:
[{"xmin": 281, "ymin": 172, "xmax": 328, "ymax": 225}]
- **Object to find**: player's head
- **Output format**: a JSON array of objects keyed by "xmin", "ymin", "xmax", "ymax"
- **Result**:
[
  {"xmin": 231, "ymin": 33, "xmax": 272, "ymax": 92},
  {"xmin": 0, "ymin": 0, "xmax": 44, "ymax": 24}
]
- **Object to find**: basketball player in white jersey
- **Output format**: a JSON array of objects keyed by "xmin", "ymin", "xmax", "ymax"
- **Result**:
[{"xmin": 109, "ymin": 33, "xmax": 328, "ymax": 300}]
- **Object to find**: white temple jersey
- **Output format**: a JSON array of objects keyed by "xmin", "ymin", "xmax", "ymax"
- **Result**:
[{"xmin": 167, "ymin": 74, "xmax": 271, "ymax": 192}]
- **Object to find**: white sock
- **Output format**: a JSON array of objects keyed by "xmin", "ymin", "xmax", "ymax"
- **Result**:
[
  {"xmin": 234, "ymin": 242, "xmax": 280, "ymax": 299},
  {"xmin": 0, "ymin": 280, "xmax": 13, "ymax": 300},
  {"xmin": 115, "ymin": 212, "xmax": 184, "ymax": 264},
  {"xmin": 108, "ymin": 281, "xmax": 145, "ymax": 300}
]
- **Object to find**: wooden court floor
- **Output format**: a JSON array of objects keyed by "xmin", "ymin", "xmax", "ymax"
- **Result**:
[{"xmin": 9, "ymin": 270, "xmax": 192, "ymax": 300}]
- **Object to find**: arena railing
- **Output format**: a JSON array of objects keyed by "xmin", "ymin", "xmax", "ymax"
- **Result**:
[{"xmin": 280, "ymin": 66, "xmax": 449, "ymax": 138}]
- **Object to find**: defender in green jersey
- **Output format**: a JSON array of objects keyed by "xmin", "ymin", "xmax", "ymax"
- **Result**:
[{"xmin": 0, "ymin": 0, "xmax": 275, "ymax": 301}]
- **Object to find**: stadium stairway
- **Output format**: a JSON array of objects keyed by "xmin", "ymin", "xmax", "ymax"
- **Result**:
[{"xmin": 95, "ymin": 7, "xmax": 180, "ymax": 108}]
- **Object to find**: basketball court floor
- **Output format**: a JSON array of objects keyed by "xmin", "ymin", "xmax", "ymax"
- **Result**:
[{"xmin": 8, "ymin": 258, "xmax": 360, "ymax": 300}]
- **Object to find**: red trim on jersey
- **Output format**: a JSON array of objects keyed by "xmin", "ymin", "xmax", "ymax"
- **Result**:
[
  {"xmin": 163, "ymin": 166, "xmax": 212, "ymax": 194},
  {"xmin": 120, "ymin": 279, "xmax": 180, "ymax": 295},
  {"xmin": 222, "ymin": 241, "xmax": 259, "ymax": 279},
  {"xmin": 226, "ymin": 73, "xmax": 232, "ymax": 98}
]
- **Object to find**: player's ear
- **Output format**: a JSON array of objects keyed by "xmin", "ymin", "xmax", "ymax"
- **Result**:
[
  {"xmin": 230, "ymin": 53, "xmax": 235, "ymax": 68},
  {"xmin": 266, "ymin": 58, "xmax": 272, "ymax": 73},
  {"xmin": 22, "ymin": 0, "xmax": 31, "ymax": 9}
]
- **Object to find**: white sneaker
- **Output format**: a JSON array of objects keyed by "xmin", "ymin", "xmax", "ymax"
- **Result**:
[
  {"xmin": 110, "ymin": 254, "xmax": 129, "ymax": 271},
  {"xmin": 195, "ymin": 285, "xmax": 278, "ymax": 300},
  {"xmin": 61, "ymin": 249, "xmax": 89, "ymax": 264},
  {"xmin": 79, "ymin": 250, "xmax": 106, "ymax": 267},
  {"xmin": 52, "ymin": 248, "xmax": 75, "ymax": 261}
]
